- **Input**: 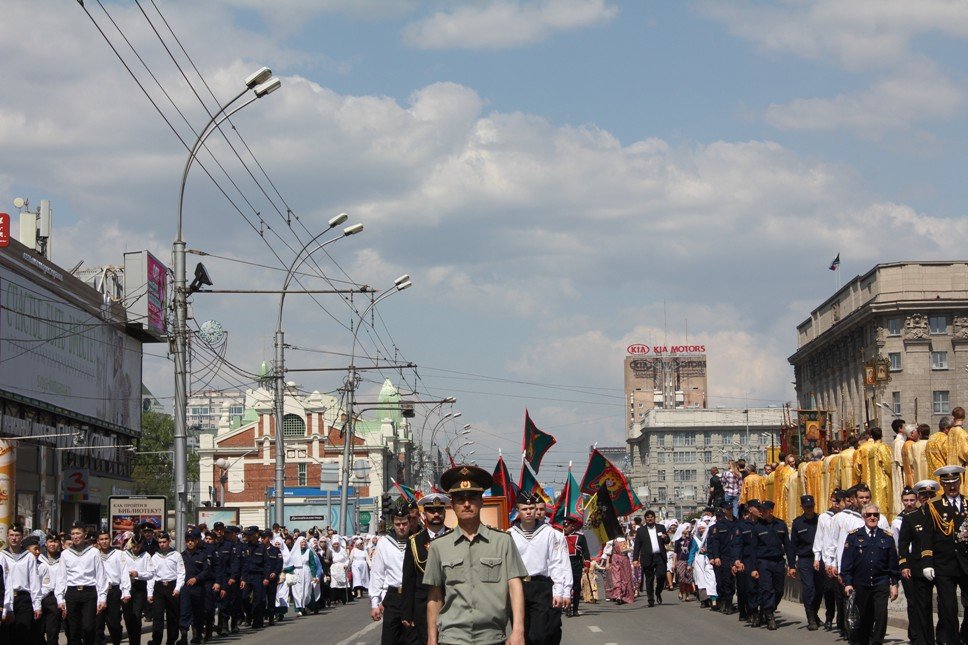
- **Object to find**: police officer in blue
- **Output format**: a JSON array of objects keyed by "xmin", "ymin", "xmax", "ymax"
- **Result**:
[
  {"xmin": 209, "ymin": 522, "xmax": 238, "ymax": 638},
  {"xmin": 750, "ymin": 499, "xmax": 789, "ymax": 631},
  {"xmin": 239, "ymin": 526, "xmax": 270, "ymax": 630},
  {"xmin": 788, "ymin": 494, "xmax": 823, "ymax": 630},
  {"xmin": 730, "ymin": 500, "xmax": 760, "ymax": 625},
  {"xmin": 261, "ymin": 530, "xmax": 284, "ymax": 625},
  {"xmin": 841, "ymin": 502, "xmax": 899, "ymax": 645},
  {"xmin": 706, "ymin": 500, "xmax": 737, "ymax": 614},
  {"xmin": 225, "ymin": 526, "xmax": 245, "ymax": 634},
  {"xmin": 180, "ymin": 529, "xmax": 212, "ymax": 645}
]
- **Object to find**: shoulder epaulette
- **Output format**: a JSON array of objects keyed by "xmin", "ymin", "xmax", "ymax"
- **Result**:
[
  {"xmin": 881, "ymin": 529, "xmax": 892, "ymax": 536},
  {"xmin": 848, "ymin": 527, "xmax": 862, "ymax": 534}
]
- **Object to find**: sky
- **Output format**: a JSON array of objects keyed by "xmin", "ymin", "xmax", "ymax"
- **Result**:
[{"xmin": 2, "ymin": 0, "xmax": 968, "ymax": 488}]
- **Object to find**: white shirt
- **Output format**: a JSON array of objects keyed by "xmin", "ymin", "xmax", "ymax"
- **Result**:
[
  {"xmin": 99, "ymin": 550, "xmax": 132, "ymax": 599},
  {"xmin": 509, "ymin": 523, "xmax": 573, "ymax": 598},
  {"xmin": 367, "ymin": 535, "xmax": 408, "ymax": 609},
  {"xmin": 120, "ymin": 551, "xmax": 154, "ymax": 583},
  {"xmin": 38, "ymin": 554, "xmax": 64, "ymax": 598},
  {"xmin": 55, "ymin": 545, "xmax": 109, "ymax": 605},
  {"xmin": 646, "ymin": 526, "xmax": 661, "ymax": 554},
  {"xmin": 1, "ymin": 549, "xmax": 42, "ymax": 613},
  {"xmin": 812, "ymin": 509, "xmax": 835, "ymax": 564},
  {"xmin": 148, "ymin": 550, "xmax": 185, "ymax": 598}
]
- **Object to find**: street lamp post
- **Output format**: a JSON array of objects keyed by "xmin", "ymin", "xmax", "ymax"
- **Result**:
[
  {"xmin": 273, "ymin": 215, "xmax": 365, "ymax": 527},
  {"xmin": 173, "ymin": 67, "xmax": 280, "ymax": 544},
  {"xmin": 338, "ymin": 276, "xmax": 412, "ymax": 535}
]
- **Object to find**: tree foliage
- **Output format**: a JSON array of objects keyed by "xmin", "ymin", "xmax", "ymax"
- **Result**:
[{"xmin": 131, "ymin": 412, "xmax": 199, "ymax": 506}]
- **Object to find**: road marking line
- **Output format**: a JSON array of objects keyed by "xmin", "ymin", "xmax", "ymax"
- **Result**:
[
  {"xmin": 588, "ymin": 625, "xmax": 603, "ymax": 632},
  {"xmin": 334, "ymin": 619, "xmax": 381, "ymax": 645}
]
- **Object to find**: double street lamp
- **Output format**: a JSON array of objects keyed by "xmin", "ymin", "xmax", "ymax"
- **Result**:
[{"xmin": 173, "ymin": 67, "xmax": 281, "ymax": 543}]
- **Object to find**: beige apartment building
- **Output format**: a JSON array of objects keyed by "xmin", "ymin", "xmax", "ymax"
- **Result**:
[{"xmin": 789, "ymin": 262, "xmax": 968, "ymax": 433}]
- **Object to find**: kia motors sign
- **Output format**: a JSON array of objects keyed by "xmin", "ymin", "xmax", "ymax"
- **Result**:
[
  {"xmin": 0, "ymin": 213, "xmax": 9, "ymax": 248},
  {"xmin": 627, "ymin": 343, "xmax": 706, "ymax": 356}
]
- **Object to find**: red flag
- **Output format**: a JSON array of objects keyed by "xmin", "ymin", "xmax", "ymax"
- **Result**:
[
  {"xmin": 448, "ymin": 452, "xmax": 457, "ymax": 469},
  {"xmin": 579, "ymin": 448, "xmax": 642, "ymax": 516}
]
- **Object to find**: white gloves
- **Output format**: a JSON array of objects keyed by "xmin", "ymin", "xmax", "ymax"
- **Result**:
[{"xmin": 923, "ymin": 567, "xmax": 935, "ymax": 581}]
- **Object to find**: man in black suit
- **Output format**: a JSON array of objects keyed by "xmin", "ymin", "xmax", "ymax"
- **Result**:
[
  {"xmin": 632, "ymin": 509, "xmax": 670, "ymax": 607},
  {"xmin": 899, "ymin": 480, "xmax": 938, "ymax": 645},
  {"xmin": 400, "ymin": 493, "xmax": 452, "ymax": 645},
  {"xmin": 921, "ymin": 465, "xmax": 968, "ymax": 645}
]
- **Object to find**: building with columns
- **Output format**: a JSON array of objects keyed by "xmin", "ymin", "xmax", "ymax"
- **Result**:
[
  {"xmin": 198, "ymin": 379, "xmax": 412, "ymax": 531},
  {"xmin": 789, "ymin": 261, "xmax": 968, "ymax": 433}
]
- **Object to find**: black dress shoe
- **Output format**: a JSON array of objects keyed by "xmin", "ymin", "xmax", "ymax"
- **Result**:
[
  {"xmin": 648, "ymin": 601, "xmax": 655, "ymax": 607},
  {"xmin": 823, "ymin": 620, "xmax": 832, "ymax": 631},
  {"xmin": 656, "ymin": 594, "xmax": 662, "ymax": 605}
]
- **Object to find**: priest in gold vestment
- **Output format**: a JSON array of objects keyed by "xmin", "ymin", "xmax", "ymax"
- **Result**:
[
  {"xmin": 839, "ymin": 437, "xmax": 859, "ymax": 489},
  {"xmin": 946, "ymin": 408, "xmax": 968, "ymax": 496},
  {"xmin": 822, "ymin": 443, "xmax": 843, "ymax": 507},
  {"xmin": 908, "ymin": 424, "xmax": 929, "ymax": 485},
  {"xmin": 773, "ymin": 455, "xmax": 799, "ymax": 524},
  {"xmin": 861, "ymin": 427, "xmax": 895, "ymax": 521},
  {"xmin": 740, "ymin": 463, "xmax": 766, "ymax": 504},
  {"xmin": 927, "ymin": 417, "xmax": 950, "ymax": 485},
  {"xmin": 803, "ymin": 449, "xmax": 825, "ymax": 512}
]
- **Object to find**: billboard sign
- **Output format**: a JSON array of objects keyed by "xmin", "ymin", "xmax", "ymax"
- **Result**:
[
  {"xmin": 0, "ymin": 267, "xmax": 142, "ymax": 432},
  {"xmin": 108, "ymin": 496, "xmax": 166, "ymax": 546},
  {"xmin": 627, "ymin": 344, "xmax": 706, "ymax": 356},
  {"xmin": 123, "ymin": 250, "xmax": 168, "ymax": 339},
  {"xmin": 197, "ymin": 507, "xmax": 240, "ymax": 527},
  {"xmin": 0, "ymin": 214, "xmax": 9, "ymax": 248}
]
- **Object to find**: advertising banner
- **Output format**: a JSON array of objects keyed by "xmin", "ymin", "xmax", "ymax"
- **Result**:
[
  {"xmin": 0, "ymin": 440, "xmax": 14, "ymax": 548},
  {"xmin": 197, "ymin": 507, "xmax": 240, "ymax": 527},
  {"xmin": 0, "ymin": 267, "xmax": 142, "ymax": 431},
  {"xmin": 108, "ymin": 496, "xmax": 166, "ymax": 546}
]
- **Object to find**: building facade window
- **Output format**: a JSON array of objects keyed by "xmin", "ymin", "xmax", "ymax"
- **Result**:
[
  {"xmin": 673, "ymin": 432, "xmax": 696, "ymax": 446},
  {"xmin": 673, "ymin": 452, "xmax": 692, "ymax": 464},
  {"xmin": 932, "ymin": 351, "xmax": 949, "ymax": 370},
  {"xmin": 229, "ymin": 405, "xmax": 244, "ymax": 416},
  {"xmin": 297, "ymin": 463, "xmax": 307, "ymax": 486},
  {"xmin": 887, "ymin": 318, "xmax": 902, "ymax": 336},
  {"xmin": 891, "ymin": 391, "xmax": 901, "ymax": 416},
  {"xmin": 888, "ymin": 352, "xmax": 902, "ymax": 371},
  {"xmin": 190, "ymin": 407, "xmax": 209, "ymax": 416},
  {"xmin": 700, "ymin": 450, "xmax": 712, "ymax": 463},
  {"xmin": 657, "ymin": 452, "xmax": 666, "ymax": 464},
  {"xmin": 930, "ymin": 316, "xmax": 948, "ymax": 334},
  {"xmin": 657, "ymin": 470, "xmax": 666, "ymax": 481},
  {"xmin": 674, "ymin": 469, "xmax": 696, "ymax": 482},
  {"xmin": 934, "ymin": 390, "xmax": 951, "ymax": 414},
  {"xmin": 282, "ymin": 413, "xmax": 306, "ymax": 437}
]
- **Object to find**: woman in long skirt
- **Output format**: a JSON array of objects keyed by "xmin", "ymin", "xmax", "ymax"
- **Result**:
[
  {"xmin": 329, "ymin": 540, "xmax": 351, "ymax": 605},
  {"xmin": 606, "ymin": 538, "xmax": 636, "ymax": 605},
  {"xmin": 350, "ymin": 539, "xmax": 370, "ymax": 599},
  {"xmin": 691, "ymin": 523, "xmax": 718, "ymax": 608},
  {"xmin": 673, "ymin": 525, "xmax": 695, "ymax": 601}
]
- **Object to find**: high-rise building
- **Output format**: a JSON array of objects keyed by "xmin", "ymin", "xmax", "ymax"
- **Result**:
[{"xmin": 624, "ymin": 343, "xmax": 707, "ymax": 440}]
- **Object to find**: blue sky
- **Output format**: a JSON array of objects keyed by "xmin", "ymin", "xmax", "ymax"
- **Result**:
[{"xmin": 2, "ymin": 0, "xmax": 968, "ymax": 486}]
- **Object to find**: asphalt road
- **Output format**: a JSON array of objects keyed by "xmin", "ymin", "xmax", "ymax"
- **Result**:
[{"xmin": 219, "ymin": 592, "xmax": 911, "ymax": 645}]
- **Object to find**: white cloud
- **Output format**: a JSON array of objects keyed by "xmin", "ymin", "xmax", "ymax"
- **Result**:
[
  {"xmin": 402, "ymin": 0, "xmax": 618, "ymax": 50},
  {"xmin": 764, "ymin": 59, "xmax": 965, "ymax": 136}
]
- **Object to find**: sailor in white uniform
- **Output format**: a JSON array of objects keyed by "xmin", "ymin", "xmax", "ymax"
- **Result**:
[{"xmin": 367, "ymin": 500, "xmax": 413, "ymax": 644}]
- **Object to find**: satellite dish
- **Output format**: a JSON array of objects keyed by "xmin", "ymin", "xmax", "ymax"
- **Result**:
[
  {"xmin": 198, "ymin": 320, "xmax": 225, "ymax": 345},
  {"xmin": 12, "ymin": 197, "xmax": 26, "ymax": 209}
]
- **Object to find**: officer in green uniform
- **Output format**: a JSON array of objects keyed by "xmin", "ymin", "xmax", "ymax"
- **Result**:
[{"xmin": 424, "ymin": 465, "xmax": 528, "ymax": 645}]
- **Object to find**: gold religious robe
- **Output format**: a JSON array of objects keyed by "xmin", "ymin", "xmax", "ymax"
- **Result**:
[
  {"xmin": 764, "ymin": 470, "xmax": 776, "ymax": 510},
  {"xmin": 854, "ymin": 440, "xmax": 874, "ymax": 486},
  {"xmin": 902, "ymin": 439, "xmax": 917, "ymax": 488},
  {"xmin": 803, "ymin": 459, "xmax": 824, "ymax": 512},
  {"xmin": 741, "ymin": 472, "xmax": 766, "ymax": 504},
  {"xmin": 773, "ymin": 464, "xmax": 797, "ymax": 524},
  {"xmin": 839, "ymin": 447, "xmax": 858, "ymax": 488},
  {"xmin": 823, "ymin": 453, "xmax": 842, "ymax": 504},
  {"xmin": 867, "ymin": 441, "xmax": 895, "ymax": 522},
  {"xmin": 910, "ymin": 439, "xmax": 929, "ymax": 485},
  {"xmin": 926, "ymin": 431, "xmax": 949, "ymax": 485},
  {"xmin": 947, "ymin": 424, "xmax": 968, "ymax": 497},
  {"xmin": 893, "ymin": 435, "xmax": 906, "ymax": 516}
]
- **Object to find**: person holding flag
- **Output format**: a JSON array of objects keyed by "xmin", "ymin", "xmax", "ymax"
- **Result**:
[
  {"xmin": 509, "ymin": 491, "xmax": 572, "ymax": 645},
  {"xmin": 555, "ymin": 465, "xmax": 588, "ymax": 618}
]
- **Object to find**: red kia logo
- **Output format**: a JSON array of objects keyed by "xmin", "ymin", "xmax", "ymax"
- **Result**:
[{"xmin": 627, "ymin": 344, "xmax": 650, "ymax": 355}]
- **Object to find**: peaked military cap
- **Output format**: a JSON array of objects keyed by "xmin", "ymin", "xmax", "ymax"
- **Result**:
[
  {"xmin": 914, "ymin": 479, "xmax": 940, "ymax": 494},
  {"xmin": 935, "ymin": 465, "xmax": 966, "ymax": 483},
  {"xmin": 417, "ymin": 492, "xmax": 451, "ymax": 507},
  {"xmin": 440, "ymin": 464, "xmax": 492, "ymax": 494}
]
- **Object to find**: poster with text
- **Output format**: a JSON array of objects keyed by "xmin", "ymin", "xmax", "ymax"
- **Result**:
[{"xmin": 108, "ymin": 496, "xmax": 166, "ymax": 546}]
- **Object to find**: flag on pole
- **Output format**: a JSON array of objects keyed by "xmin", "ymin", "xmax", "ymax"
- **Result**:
[
  {"xmin": 552, "ymin": 463, "xmax": 583, "ymax": 525},
  {"xmin": 520, "ymin": 453, "xmax": 552, "ymax": 503},
  {"xmin": 579, "ymin": 448, "xmax": 642, "ymax": 516},
  {"xmin": 521, "ymin": 410, "xmax": 556, "ymax": 475},
  {"xmin": 829, "ymin": 253, "xmax": 840, "ymax": 271},
  {"xmin": 491, "ymin": 455, "xmax": 518, "ymax": 519},
  {"xmin": 390, "ymin": 478, "xmax": 418, "ymax": 502},
  {"xmin": 593, "ymin": 483, "xmax": 623, "ymax": 541}
]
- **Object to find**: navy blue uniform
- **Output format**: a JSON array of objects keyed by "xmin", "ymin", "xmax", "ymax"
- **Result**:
[
  {"xmin": 706, "ymin": 516, "xmax": 737, "ymax": 610},
  {"xmin": 789, "ymin": 513, "xmax": 822, "ymax": 626},
  {"xmin": 897, "ymin": 508, "xmax": 933, "ymax": 645},
  {"xmin": 750, "ymin": 517, "xmax": 789, "ymax": 616},
  {"xmin": 731, "ymin": 519, "xmax": 758, "ymax": 620},
  {"xmin": 240, "ymin": 541, "xmax": 270, "ymax": 628},
  {"xmin": 841, "ymin": 527, "xmax": 899, "ymax": 645},
  {"xmin": 179, "ymin": 546, "xmax": 212, "ymax": 635},
  {"xmin": 211, "ymin": 537, "xmax": 239, "ymax": 632},
  {"xmin": 265, "ymin": 544, "xmax": 284, "ymax": 622}
]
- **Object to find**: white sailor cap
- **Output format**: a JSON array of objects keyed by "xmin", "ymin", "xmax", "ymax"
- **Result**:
[
  {"xmin": 934, "ymin": 465, "xmax": 966, "ymax": 483},
  {"xmin": 417, "ymin": 492, "xmax": 451, "ymax": 507},
  {"xmin": 914, "ymin": 479, "xmax": 941, "ymax": 494}
]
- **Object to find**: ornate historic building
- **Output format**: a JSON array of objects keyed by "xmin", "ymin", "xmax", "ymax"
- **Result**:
[{"xmin": 789, "ymin": 262, "xmax": 968, "ymax": 434}]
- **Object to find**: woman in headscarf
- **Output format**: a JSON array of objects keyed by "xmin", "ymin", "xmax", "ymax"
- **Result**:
[
  {"xmin": 673, "ymin": 524, "xmax": 694, "ymax": 601},
  {"xmin": 665, "ymin": 519, "xmax": 679, "ymax": 591},
  {"xmin": 329, "ymin": 538, "xmax": 350, "ymax": 605},
  {"xmin": 690, "ymin": 521, "xmax": 718, "ymax": 608},
  {"xmin": 317, "ymin": 537, "xmax": 333, "ymax": 608},
  {"xmin": 604, "ymin": 537, "xmax": 636, "ymax": 605},
  {"xmin": 350, "ymin": 537, "xmax": 369, "ymax": 599},
  {"xmin": 288, "ymin": 536, "xmax": 320, "ymax": 616}
]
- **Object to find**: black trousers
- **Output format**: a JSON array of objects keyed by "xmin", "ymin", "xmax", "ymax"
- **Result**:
[
  {"xmin": 933, "ymin": 573, "xmax": 968, "ymax": 645},
  {"xmin": 151, "ymin": 581, "xmax": 179, "ymax": 645},
  {"xmin": 797, "ymin": 556, "xmax": 823, "ymax": 616},
  {"xmin": 641, "ymin": 556, "xmax": 666, "ymax": 602},
  {"xmin": 901, "ymin": 575, "xmax": 934, "ymax": 645},
  {"xmin": 378, "ymin": 589, "xmax": 407, "ymax": 645},
  {"xmin": 405, "ymin": 590, "xmax": 429, "ymax": 645},
  {"xmin": 738, "ymin": 558, "xmax": 758, "ymax": 614},
  {"xmin": 178, "ymin": 583, "xmax": 205, "ymax": 631},
  {"xmin": 218, "ymin": 581, "xmax": 237, "ymax": 620},
  {"xmin": 756, "ymin": 559, "xmax": 785, "ymax": 613},
  {"xmin": 96, "ymin": 585, "xmax": 123, "ymax": 645},
  {"xmin": 821, "ymin": 567, "xmax": 839, "ymax": 624},
  {"xmin": 241, "ymin": 577, "xmax": 266, "ymax": 626},
  {"xmin": 40, "ymin": 592, "xmax": 62, "ymax": 645},
  {"xmin": 522, "ymin": 577, "xmax": 560, "ymax": 645},
  {"xmin": 66, "ymin": 586, "xmax": 98, "ymax": 645},
  {"xmin": 265, "ymin": 581, "xmax": 279, "ymax": 618},
  {"xmin": 568, "ymin": 558, "xmax": 582, "ymax": 614},
  {"xmin": 713, "ymin": 561, "xmax": 735, "ymax": 605},
  {"xmin": 853, "ymin": 583, "xmax": 889, "ymax": 645},
  {"xmin": 123, "ymin": 580, "xmax": 147, "ymax": 645},
  {"xmin": 2, "ymin": 590, "xmax": 35, "ymax": 644}
]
